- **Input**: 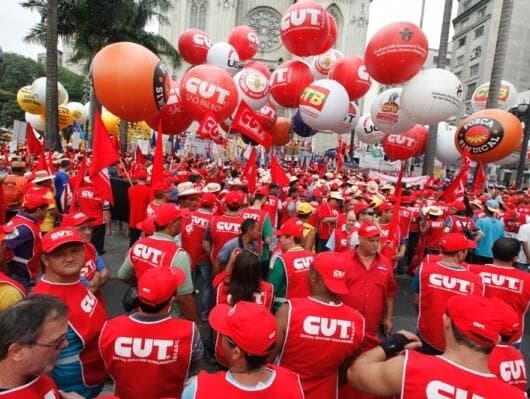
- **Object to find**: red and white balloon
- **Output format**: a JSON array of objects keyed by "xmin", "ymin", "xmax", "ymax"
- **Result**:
[
  {"xmin": 354, "ymin": 114, "xmax": 385, "ymax": 145},
  {"xmin": 228, "ymin": 26, "xmax": 259, "ymax": 60},
  {"xmin": 178, "ymin": 28, "xmax": 212, "ymax": 65},
  {"xmin": 148, "ymin": 88, "xmax": 193, "ymax": 135},
  {"xmin": 207, "ymin": 42, "xmax": 240, "ymax": 76},
  {"xmin": 331, "ymin": 101, "xmax": 360, "ymax": 134},
  {"xmin": 312, "ymin": 49, "xmax": 343, "ymax": 79},
  {"xmin": 371, "ymin": 88, "xmax": 415, "ymax": 134},
  {"xmin": 255, "ymin": 102, "xmax": 277, "ymax": 131},
  {"xmin": 269, "ymin": 60, "xmax": 314, "ymax": 108},
  {"xmin": 233, "ymin": 68, "xmax": 270, "ymax": 111},
  {"xmin": 470, "ymin": 80, "xmax": 518, "ymax": 112},
  {"xmin": 329, "ymin": 56, "xmax": 371, "ymax": 100},
  {"xmin": 382, "ymin": 125, "xmax": 428, "ymax": 161}
]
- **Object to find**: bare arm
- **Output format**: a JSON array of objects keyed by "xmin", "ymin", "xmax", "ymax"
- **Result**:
[
  {"xmin": 304, "ymin": 228, "xmax": 316, "ymax": 252},
  {"xmin": 177, "ymin": 294, "xmax": 200, "ymax": 324},
  {"xmin": 383, "ymin": 296, "xmax": 395, "ymax": 336},
  {"xmin": 271, "ymin": 302, "xmax": 290, "ymax": 362}
]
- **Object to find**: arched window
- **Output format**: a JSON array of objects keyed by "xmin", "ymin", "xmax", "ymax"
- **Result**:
[
  {"xmin": 189, "ymin": 0, "xmax": 207, "ymax": 30},
  {"xmin": 327, "ymin": 4, "xmax": 344, "ymax": 48}
]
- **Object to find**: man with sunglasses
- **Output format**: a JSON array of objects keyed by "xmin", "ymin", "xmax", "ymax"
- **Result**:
[
  {"xmin": 182, "ymin": 301, "xmax": 304, "ymax": 398},
  {"xmin": 32, "ymin": 227, "xmax": 108, "ymax": 398},
  {"xmin": 0, "ymin": 295, "xmax": 83, "ymax": 398}
]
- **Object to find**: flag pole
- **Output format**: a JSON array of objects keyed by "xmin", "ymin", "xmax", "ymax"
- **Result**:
[{"xmin": 119, "ymin": 158, "xmax": 133, "ymax": 186}]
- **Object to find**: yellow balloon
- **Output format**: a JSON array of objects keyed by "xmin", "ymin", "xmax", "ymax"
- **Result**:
[
  {"xmin": 17, "ymin": 86, "xmax": 45, "ymax": 114},
  {"xmin": 58, "ymin": 105, "xmax": 73, "ymax": 129},
  {"xmin": 101, "ymin": 108, "xmax": 120, "ymax": 136}
]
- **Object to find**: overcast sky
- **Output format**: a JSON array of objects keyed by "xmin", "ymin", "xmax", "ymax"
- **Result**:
[{"xmin": 2, "ymin": 0, "xmax": 456, "ymax": 61}]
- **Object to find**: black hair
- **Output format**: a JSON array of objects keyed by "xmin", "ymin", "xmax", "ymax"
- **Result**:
[
  {"xmin": 0, "ymin": 295, "xmax": 68, "ymax": 360},
  {"xmin": 188, "ymin": 174, "xmax": 200, "ymax": 183},
  {"xmin": 269, "ymin": 183, "xmax": 280, "ymax": 190},
  {"xmin": 293, "ymin": 236, "xmax": 303, "ymax": 245},
  {"xmin": 451, "ymin": 321, "xmax": 493, "ymax": 354},
  {"xmin": 244, "ymin": 343, "xmax": 275, "ymax": 370},
  {"xmin": 227, "ymin": 203, "xmax": 242, "ymax": 212},
  {"xmin": 229, "ymin": 251, "xmax": 262, "ymax": 305},
  {"xmin": 254, "ymin": 194, "xmax": 266, "ymax": 202},
  {"xmin": 241, "ymin": 218, "xmax": 258, "ymax": 235},
  {"xmin": 137, "ymin": 297, "xmax": 172, "ymax": 314},
  {"xmin": 492, "ymin": 237, "xmax": 521, "ymax": 262}
]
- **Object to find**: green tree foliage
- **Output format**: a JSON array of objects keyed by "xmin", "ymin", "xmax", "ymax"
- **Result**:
[{"xmin": 58, "ymin": 67, "xmax": 85, "ymax": 102}]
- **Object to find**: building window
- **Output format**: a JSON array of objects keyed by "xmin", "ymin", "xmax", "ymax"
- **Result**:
[
  {"xmin": 460, "ymin": 17, "xmax": 469, "ymax": 29},
  {"xmin": 477, "ymin": 6, "xmax": 487, "ymax": 18},
  {"xmin": 466, "ymin": 83, "xmax": 477, "ymax": 101},
  {"xmin": 458, "ymin": 36, "xmax": 467, "ymax": 48},
  {"xmin": 189, "ymin": 0, "xmax": 207, "ymax": 30},
  {"xmin": 456, "ymin": 55, "xmax": 464, "ymax": 66},
  {"xmin": 475, "ymin": 25, "xmax": 484, "ymax": 38},
  {"xmin": 470, "ymin": 45, "xmax": 482, "ymax": 60},
  {"xmin": 463, "ymin": 0, "xmax": 473, "ymax": 11},
  {"xmin": 469, "ymin": 63, "xmax": 479, "ymax": 77},
  {"xmin": 247, "ymin": 7, "xmax": 283, "ymax": 52}
]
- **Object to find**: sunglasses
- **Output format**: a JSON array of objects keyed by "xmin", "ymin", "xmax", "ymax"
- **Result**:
[{"xmin": 361, "ymin": 211, "xmax": 375, "ymax": 216}]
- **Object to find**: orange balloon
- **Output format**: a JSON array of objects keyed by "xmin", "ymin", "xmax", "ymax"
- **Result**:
[
  {"xmin": 455, "ymin": 108, "xmax": 523, "ymax": 163},
  {"xmin": 91, "ymin": 42, "xmax": 170, "ymax": 122},
  {"xmin": 271, "ymin": 117, "xmax": 291, "ymax": 146}
]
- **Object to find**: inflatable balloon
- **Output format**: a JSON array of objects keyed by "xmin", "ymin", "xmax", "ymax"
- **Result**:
[
  {"xmin": 271, "ymin": 117, "xmax": 291, "ymax": 146},
  {"xmin": 270, "ymin": 60, "xmax": 314, "ymax": 108},
  {"xmin": 228, "ymin": 26, "xmax": 259, "ymax": 60},
  {"xmin": 329, "ymin": 56, "xmax": 371, "ymax": 101},
  {"xmin": 25, "ymin": 112, "xmax": 45, "ymax": 131},
  {"xmin": 311, "ymin": 49, "xmax": 342, "ymax": 80},
  {"xmin": 206, "ymin": 42, "xmax": 240, "ymax": 76},
  {"xmin": 101, "ymin": 108, "xmax": 120, "ymax": 136},
  {"xmin": 58, "ymin": 105, "xmax": 73, "ymax": 129},
  {"xmin": 233, "ymin": 68, "xmax": 270, "ymax": 111},
  {"xmin": 401, "ymin": 68, "xmax": 463, "ymax": 125},
  {"xmin": 435, "ymin": 122, "xmax": 461, "ymax": 164},
  {"xmin": 354, "ymin": 114, "xmax": 385, "ymax": 145},
  {"xmin": 255, "ymin": 102, "xmax": 277, "ymax": 131},
  {"xmin": 31, "ymin": 78, "xmax": 69, "ymax": 106},
  {"xmin": 91, "ymin": 42, "xmax": 170, "ymax": 122},
  {"xmin": 455, "ymin": 109, "xmax": 523, "ymax": 163},
  {"xmin": 382, "ymin": 125, "xmax": 428, "ymax": 161},
  {"xmin": 315, "ymin": 12, "xmax": 337, "ymax": 55},
  {"xmin": 331, "ymin": 101, "xmax": 360, "ymax": 134},
  {"xmin": 180, "ymin": 64, "xmax": 238, "ymax": 121},
  {"xmin": 292, "ymin": 110, "xmax": 317, "ymax": 138},
  {"xmin": 365, "ymin": 22, "xmax": 428, "ymax": 84},
  {"xmin": 244, "ymin": 60, "xmax": 271, "ymax": 79},
  {"xmin": 299, "ymin": 79, "xmax": 349, "ymax": 131},
  {"xmin": 178, "ymin": 28, "xmax": 212, "ymax": 65},
  {"xmin": 66, "ymin": 102, "xmax": 88, "ymax": 125},
  {"xmin": 17, "ymin": 86, "xmax": 45, "ymax": 114},
  {"xmin": 148, "ymin": 88, "xmax": 193, "ymax": 135},
  {"xmin": 280, "ymin": 0, "xmax": 330, "ymax": 57},
  {"xmin": 470, "ymin": 80, "xmax": 518, "ymax": 112},
  {"xmin": 371, "ymin": 88, "xmax": 415, "ymax": 134},
  {"xmin": 58, "ymin": 83, "xmax": 69, "ymax": 105}
]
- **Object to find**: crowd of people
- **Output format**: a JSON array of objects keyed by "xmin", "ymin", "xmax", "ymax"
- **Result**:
[{"xmin": 0, "ymin": 149, "xmax": 529, "ymax": 398}]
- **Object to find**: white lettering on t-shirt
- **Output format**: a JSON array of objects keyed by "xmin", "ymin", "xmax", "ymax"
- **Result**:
[{"xmin": 426, "ymin": 380, "xmax": 485, "ymax": 399}]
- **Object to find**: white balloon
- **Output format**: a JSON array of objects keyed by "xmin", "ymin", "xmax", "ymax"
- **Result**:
[
  {"xmin": 67, "ymin": 102, "xmax": 88, "ymax": 125},
  {"xmin": 471, "ymin": 80, "xmax": 518, "ymax": 112},
  {"xmin": 355, "ymin": 114, "xmax": 385, "ymax": 144},
  {"xmin": 435, "ymin": 122, "xmax": 461, "ymax": 164},
  {"xmin": 84, "ymin": 102, "xmax": 91, "ymax": 118},
  {"xmin": 58, "ymin": 82, "xmax": 68, "ymax": 105},
  {"xmin": 401, "ymin": 68, "xmax": 463, "ymax": 125},
  {"xmin": 31, "ymin": 77, "xmax": 69, "ymax": 105},
  {"xmin": 25, "ymin": 112, "xmax": 45, "ymax": 131},
  {"xmin": 299, "ymin": 79, "xmax": 349, "ymax": 131},
  {"xmin": 233, "ymin": 68, "xmax": 270, "ymax": 111},
  {"xmin": 370, "ymin": 88, "xmax": 415, "ymax": 134},
  {"xmin": 311, "ymin": 49, "xmax": 343, "ymax": 80},
  {"xmin": 331, "ymin": 101, "xmax": 360, "ymax": 134},
  {"xmin": 206, "ymin": 42, "xmax": 240, "ymax": 76}
]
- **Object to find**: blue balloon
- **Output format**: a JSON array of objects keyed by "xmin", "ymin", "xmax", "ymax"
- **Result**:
[{"xmin": 292, "ymin": 110, "xmax": 316, "ymax": 138}]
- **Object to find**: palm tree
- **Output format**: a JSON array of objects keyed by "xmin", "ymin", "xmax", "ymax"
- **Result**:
[
  {"xmin": 422, "ymin": 0, "xmax": 453, "ymax": 176},
  {"xmin": 45, "ymin": 0, "xmax": 60, "ymax": 150}
]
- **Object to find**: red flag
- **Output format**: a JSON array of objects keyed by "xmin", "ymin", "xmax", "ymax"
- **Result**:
[
  {"xmin": 151, "ymin": 123, "xmax": 164, "ymax": 185},
  {"xmin": 130, "ymin": 146, "xmax": 146, "ymax": 175},
  {"xmin": 270, "ymin": 155, "xmax": 290, "ymax": 188},
  {"xmin": 89, "ymin": 109, "xmax": 120, "ymax": 177},
  {"xmin": 35, "ymin": 150, "xmax": 49, "ymax": 172},
  {"xmin": 318, "ymin": 157, "xmax": 329, "ymax": 178},
  {"xmin": 232, "ymin": 101, "xmax": 273, "ymax": 148},
  {"xmin": 438, "ymin": 153, "xmax": 471, "ymax": 203},
  {"xmin": 92, "ymin": 168, "xmax": 114, "ymax": 206},
  {"xmin": 26, "ymin": 123, "xmax": 43, "ymax": 156},
  {"xmin": 242, "ymin": 147, "xmax": 257, "ymax": 193},
  {"xmin": 382, "ymin": 166, "xmax": 404, "ymax": 262},
  {"xmin": 472, "ymin": 163, "xmax": 485, "ymax": 195},
  {"xmin": 197, "ymin": 112, "xmax": 220, "ymax": 140},
  {"xmin": 68, "ymin": 158, "xmax": 87, "ymax": 212}
]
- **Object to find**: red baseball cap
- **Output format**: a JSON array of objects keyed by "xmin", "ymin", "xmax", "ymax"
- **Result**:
[
  {"xmin": 152, "ymin": 181, "xmax": 171, "ymax": 194},
  {"xmin": 358, "ymin": 222, "xmax": 380, "ymax": 238},
  {"xmin": 450, "ymin": 201, "xmax": 466, "ymax": 212},
  {"xmin": 376, "ymin": 202, "xmax": 393, "ymax": 212},
  {"xmin": 354, "ymin": 202, "xmax": 370, "ymax": 216},
  {"xmin": 312, "ymin": 252, "xmax": 349, "ymax": 295},
  {"xmin": 446, "ymin": 295, "xmax": 502, "ymax": 348},
  {"xmin": 209, "ymin": 301, "xmax": 277, "ymax": 356},
  {"xmin": 225, "ymin": 191, "xmax": 245, "ymax": 207},
  {"xmin": 490, "ymin": 297, "xmax": 521, "ymax": 343},
  {"xmin": 138, "ymin": 267, "xmax": 185, "ymax": 307},
  {"xmin": 61, "ymin": 212, "xmax": 94, "ymax": 227},
  {"xmin": 23, "ymin": 192, "xmax": 49, "ymax": 210},
  {"xmin": 42, "ymin": 227, "xmax": 84, "ymax": 253},
  {"xmin": 200, "ymin": 192, "xmax": 217, "ymax": 207},
  {"xmin": 154, "ymin": 204, "xmax": 184, "ymax": 226},
  {"xmin": 275, "ymin": 218, "xmax": 303, "ymax": 238},
  {"xmin": 136, "ymin": 216, "xmax": 155, "ymax": 235},
  {"xmin": 439, "ymin": 233, "xmax": 476, "ymax": 252},
  {"xmin": 312, "ymin": 188, "xmax": 322, "ymax": 199},
  {"xmin": 255, "ymin": 186, "xmax": 269, "ymax": 196}
]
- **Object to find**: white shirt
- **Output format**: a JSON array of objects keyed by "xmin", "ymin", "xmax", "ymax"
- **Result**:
[{"xmin": 516, "ymin": 223, "xmax": 530, "ymax": 263}]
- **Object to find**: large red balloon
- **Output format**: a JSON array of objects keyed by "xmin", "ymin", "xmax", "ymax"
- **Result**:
[
  {"xmin": 178, "ymin": 28, "xmax": 212, "ymax": 65},
  {"xmin": 269, "ymin": 60, "xmax": 314, "ymax": 108},
  {"xmin": 228, "ymin": 26, "xmax": 259, "ymax": 60},
  {"xmin": 256, "ymin": 102, "xmax": 277, "ymax": 131},
  {"xmin": 280, "ymin": 0, "xmax": 330, "ymax": 57},
  {"xmin": 180, "ymin": 65, "xmax": 238, "ymax": 121},
  {"xmin": 382, "ymin": 125, "xmax": 428, "ymax": 161},
  {"xmin": 455, "ymin": 109, "xmax": 523, "ymax": 163},
  {"xmin": 365, "ymin": 22, "xmax": 428, "ymax": 85},
  {"xmin": 315, "ymin": 12, "xmax": 337, "ymax": 55},
  {"xmin": 148, "ymin": 88, "xmax": 193, "ymax": 135},
  {"xmin": 271, "ymin": 117, "xmax": 291, "ymax": 146},
  {"xmin": 91, "ymin": 42, "xmax": 170, "ymax": 122},
  {"xmin": 329, "ymin": 56, "xmax": 371, "ymax": 100}
]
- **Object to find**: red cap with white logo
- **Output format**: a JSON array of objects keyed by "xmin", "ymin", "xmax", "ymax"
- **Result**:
[
  {"xmin": 358, "ymin": 222, "xmax": 380, "ymax": 238},
  {"xmin": 312, "ymin": 252, "xmax": 349, "ymax": 295},
  {"xmin": 209, "ymin": 301, "xmax": 277, "ymax": 356},
  {"xmin": 60, "ymin": 212, "xmax": 94, "ymax": 227},
  {"xmin": 138, "ymin": 267, "xmax": 185, "ymax": 307},
  {"xmin": 42, "ymin": 227, "xmax": 84, "ymax": 253}
]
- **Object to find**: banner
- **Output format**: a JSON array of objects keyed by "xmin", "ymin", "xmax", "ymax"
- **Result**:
[{"xmin": 368, "ymin": 171, "xmax": 430, "ymax": 186}]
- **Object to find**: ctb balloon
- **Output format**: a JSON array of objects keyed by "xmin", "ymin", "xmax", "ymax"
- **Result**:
[
  {"xmin": 178, "ymin": 28, "xmax": 212, "ymax": 65},
  {"xmin": 470, "ymin": 80, "xmax": 518, "ymax": 112},
  {"xmin": 329, "ymin": 56, "xmax": 371, "ymax": 101},
  {"xmin": 270, "ymin": 60, "xmax": 314, "ymax": 108},
  {"xmin": 371, "ymin": 88, "xmax": 415, "ymax": 134},
  {"xmin": 228, "ymin": 26, "xmax": 259, "ymax": 61}
]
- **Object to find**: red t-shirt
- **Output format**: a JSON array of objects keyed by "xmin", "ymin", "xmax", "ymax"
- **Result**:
[
  {"xmin": 127, "ymin": 184, "xmax": 152, "ymax": 228},
  {"xmin": 423, "ymin": 219, "xmax": 445, "ymax": 250},
  {"xmin": 317, "ymin": 203, "xmax": 338, "ymax": 240},
  {"xmin": 76, "ymin": 186, "xmax": 104, "ymax": 226},
  {"xmin": 0, "ymin": 374, "xmax": 61, "ymax": 398},
  {"xmin": 489, "ymin": 344, "xmax": 527, "ymax": 392}
]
